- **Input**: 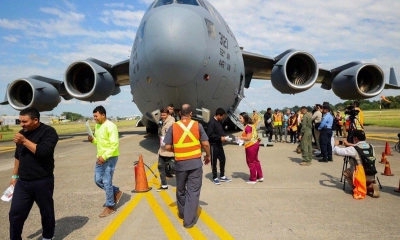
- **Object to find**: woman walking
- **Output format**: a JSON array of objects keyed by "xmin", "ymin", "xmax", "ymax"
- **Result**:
[{"xmin": 238, "ymin": 112, "xmax": 263, "ymax": 184}]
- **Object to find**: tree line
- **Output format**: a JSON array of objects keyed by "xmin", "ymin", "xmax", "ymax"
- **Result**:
[{"xmin": 257, "ymin": 95, "xmax": 400, "ymax": 115}]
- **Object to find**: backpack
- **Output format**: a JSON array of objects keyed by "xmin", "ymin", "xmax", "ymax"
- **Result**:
[{"xmin": 353, "ymin": 145, "xmax": 377, "ymax": 176}]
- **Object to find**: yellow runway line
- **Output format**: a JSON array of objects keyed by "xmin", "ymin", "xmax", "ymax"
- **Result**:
[
  {"xmin": 146, "ymin": 193, "xmax": 182, "ymax": 240},
  {"xmin": 159, "ymin": 190, "xmax": 208, "ymax": 240},
  {"xmin": 96, "ymin": 163, "xmax": 158, "ymax": 240},
  {"xmin": 196, "ymin": 207, "xmax": 235, "ymax": 240},
  {"xmin": 366, "ymin": 137, "xmax": 397, "ymax": 143}
]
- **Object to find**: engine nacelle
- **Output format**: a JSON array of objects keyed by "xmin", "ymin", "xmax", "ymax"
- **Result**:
[
  {"xmin": 331, "ymin": 63, "xmax": 384, "ymax": 100},
  {"xmin": 7, "ymin": 77, "xmax": 61, "ymax": 111},
  {"xmin": 271, "ymin": 50, "xmax": 318, "ymax": 94},
  {"xmin": 65, "ymin": 59, "xmax": 115, "ymax": 101}
]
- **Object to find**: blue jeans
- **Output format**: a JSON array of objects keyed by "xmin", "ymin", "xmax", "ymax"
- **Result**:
[{"xmin": 94, "ymin": 156, "xmax": 119, "ymax": 207}]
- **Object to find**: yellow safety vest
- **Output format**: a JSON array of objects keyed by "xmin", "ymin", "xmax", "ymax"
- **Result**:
[{"xmin": 273, "ymin": 113, "xmax": 283, "ymax": 126}]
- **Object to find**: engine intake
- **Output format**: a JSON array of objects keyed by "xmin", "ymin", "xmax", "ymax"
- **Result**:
[
  {"xmin": 271, "ymin": 50, "xmax": 318, "ymax": 94},
  {"xmin": 65, "ymin": 59, "xmax": 115, "ymax": 101},
  {"xmin": 331, "ymin": 63, "xmax": 384, "ymax": 99},
  {"xmin": 7, "ymin": 77, "xmax": 61, "ymax": 111}
]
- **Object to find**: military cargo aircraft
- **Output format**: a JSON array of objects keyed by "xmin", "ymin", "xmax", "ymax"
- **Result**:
[{"xmin": 2, "ymin": 0, "xmax": 399, "ymax": 131}]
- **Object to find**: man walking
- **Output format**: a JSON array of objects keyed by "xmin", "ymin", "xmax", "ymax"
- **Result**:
[
  {"xmin": 9, "ymin": 108, "xmax": 59, "ymax": 240},
  {"xmin": 298, "ymin": 106, "xmax": 313, "ymax": 166},
  {"xmin": 157, "ymin": 107, "xmax": 175, "ymax": 191},
  {"xmin": 164, "ymin": 104, "xmax": 211, "ymax": 228},
  {"xmin": 318, "ymin": 105, "xmax": 334, "ymax": 162},
  {"xmin": 207, "ymin": 108, "xmax": 231, "ymax": 184},
  {"xmin": 88, "ymin": 106, "xmax": 122, "ymax": 218}
]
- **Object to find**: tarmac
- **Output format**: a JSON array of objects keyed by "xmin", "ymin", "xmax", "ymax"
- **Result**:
[{"xmin": 0, "ymin": 125, "xmax": 399, "ymax": 239}]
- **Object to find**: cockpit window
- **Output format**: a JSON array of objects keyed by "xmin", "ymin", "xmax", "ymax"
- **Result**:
[
  {"xmin": 176, "ymin": 0, "xmax": 199, "ymax": 6},
  {"xmin": 153, "ymin": 0, "xmax": 174, "ymax": 8}
]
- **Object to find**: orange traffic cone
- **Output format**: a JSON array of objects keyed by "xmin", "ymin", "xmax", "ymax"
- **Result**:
[
  {"xmin": 381, "ymin": 160, "xmax": 394, "ymax": 176},
  {"xmin": 394, "ymin": 179, "xmax": 400, "ymax": 193},
  {"xmin": 384, "ymin": 142, "xmax": 393, "ymax": 156},
  {"xmin": 131, "ymin": 155, "xmax": 152, "ymax": 193},
  {"xmin": 380, "ymin": 152, "xmax": 387, "ymax": 164}
]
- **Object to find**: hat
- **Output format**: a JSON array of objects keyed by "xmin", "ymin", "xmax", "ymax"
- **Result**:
[
  {"xmin": 275, "ymin": 108, "xmax": 279, "ymax": 111},
  {"xmin": 337, "ymin": 110, "xmax": 340, "ymax": 112},
  {"xmin": 322, "ymin": 105, "xmax": 330, "ymax": 110},
  {"xmin": 291, "ymin": 111, "xmax": 295, "ymax": 114}
]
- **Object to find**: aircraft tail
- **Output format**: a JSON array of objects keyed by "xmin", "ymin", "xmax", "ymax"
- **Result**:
[{"xmin": 384, "ymin": 67, "xmax": 400, "ymax": 89}]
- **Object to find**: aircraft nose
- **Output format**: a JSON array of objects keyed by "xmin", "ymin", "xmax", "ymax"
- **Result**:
[{"xmin": 145, "ymin": 7, "xmax": 206, "ymax": 87}]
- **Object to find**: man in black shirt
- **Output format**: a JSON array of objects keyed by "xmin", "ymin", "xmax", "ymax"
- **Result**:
[
  {"xmin": 264, "ymin": 108, "xmax": 273, "ymax": 142},
  {"xmin": 207, "ymin": 108, "xmax": 231, "ymax": 184},
  {"xmin": 9, "ymin": 108, "xmax": 58, "ymax": 240}
]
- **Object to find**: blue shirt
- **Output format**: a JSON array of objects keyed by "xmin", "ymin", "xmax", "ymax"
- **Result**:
[
  {"xmin": 318, "ymin": 112, "xmax": 333, "ymax": 130},
  {"xmin": 283, "ymin": 115, "xmax": 289, "ymax": 127}
]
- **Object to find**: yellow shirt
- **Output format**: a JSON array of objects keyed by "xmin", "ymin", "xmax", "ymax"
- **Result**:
[{"xmin": 92, "ymin": 120, "xmax": 119, "ymax": 160}]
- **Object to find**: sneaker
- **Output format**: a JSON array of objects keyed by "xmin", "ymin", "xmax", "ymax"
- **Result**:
[
  {"xmin": 219, "ymin": 176, "xmax": 232, "ymax": 182},
  {"xmin": 156, "ymin": 186, "xmax": 168, "ymax": 192},
  {"xmin": 314, "ymin": 150, "xmax": 321, "ymax": 155},
  {"xmin": 246, "ymin": 180, "xmax": 257, "ymax": 184},
  {"xmin": 213, "ymin": 178, "xmax": 221, "ymax": 185},
  {"xmin": 99, "ymin": 206, "xmax": 115, "ymax": 218},
  {"xmin": 291, "ymin": 142, "xmax": 295, "ymax": 144},
  {"xmin": 257, "ymin": 178, "xmax": 264, "ymax": 182}
]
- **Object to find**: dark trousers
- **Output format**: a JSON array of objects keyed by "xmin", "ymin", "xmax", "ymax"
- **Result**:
[
  {"xmin": 290, "ymin": 129, "xmax": 297, "ymax": 143},
  {"xmin": 176, "ymin": 167, "xmax": 203, "ymax": 227},
  {"xmin": 264, "ymin": 126, "xmax": 273, "ymax": 141},
  {"xmin": 210, "ymin": 144, "xmax": 226, "ymax": 179},
  {"xmin": 158, "ymin": 155, "xmax": 174, "ymax": 185},
  {"xmin": 335, "ymin": 125, "xmax": 343, "ymax": 136},
  {"xmin": 320, "ymin": 129, "xmax": 333, "ymax": 159},
  {"xmin": 9, "ymin": 175, "xmax": 55, "ymax": 240}
]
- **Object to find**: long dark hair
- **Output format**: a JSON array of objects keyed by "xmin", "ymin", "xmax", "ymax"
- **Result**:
[{"xmin": 240, "ymin": 112, "xmax": 253, "ymax": 125}]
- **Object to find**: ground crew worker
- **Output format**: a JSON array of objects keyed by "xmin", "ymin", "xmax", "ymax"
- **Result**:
[
  {"xmin": 273, "ymin": 109, "xmax": 283, "ymax": 142},
  {"xmin": 164, "ymin": 104, "xmax": 211, "ymax": 228},
  {"xmin": 298, "ymin": 106, "xmax": 313, "ymax": 166},
  {"xmin": 342, "ymin": 112, "xmax": 347, "ymax": 138},
  {"xmin": 354, "ymin": 100, "xmax": 364, "ymax": 128},
  {"xmin": 252, "ymin": 110, "xmax": 259, "ymax": 128}
]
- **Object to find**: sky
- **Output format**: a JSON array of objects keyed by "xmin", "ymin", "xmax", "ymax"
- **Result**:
[{"xmin": 0, "ymin": 0, "xmax": 399, "ymax": 118}]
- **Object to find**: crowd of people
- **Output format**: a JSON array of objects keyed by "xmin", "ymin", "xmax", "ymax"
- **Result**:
[{"xmin": 6, "ymin": 100, "xmax": 377, "ymax": 237}]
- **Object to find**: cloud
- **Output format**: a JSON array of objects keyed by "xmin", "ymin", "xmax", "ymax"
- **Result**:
[
  {"xmin": 100, "ymin": 10, "xmax": 144, "ymax": 27},
  {"xmin": 3, "ymin": 35, "xmax": 18, "ymax": 43}
]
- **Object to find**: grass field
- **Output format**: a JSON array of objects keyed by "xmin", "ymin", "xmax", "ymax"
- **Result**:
[
  {"xmin": 363, "ymin": 109, "xmax": 400, "ymax": 128},
  {"xmin": 0, "ymin": 120, "xmax": 137, "ymax": 142}
]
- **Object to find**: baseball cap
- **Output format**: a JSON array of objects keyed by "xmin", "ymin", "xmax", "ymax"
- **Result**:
[{"xmin": 291, "ymin": 111, "xmax": 295, "ymax": 114}]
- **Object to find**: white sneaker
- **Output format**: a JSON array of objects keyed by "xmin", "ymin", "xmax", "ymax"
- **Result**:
[
  {"xmin": 314, "ymin": 150, "xmax": 321, "ymax": 155},
  {"xmin": 257, "ymin": 178, "xmax": 264, "ymax": 182},
  {"xmin": 246, "ymin": 181, "xmax": 257, "ymax": 184}
]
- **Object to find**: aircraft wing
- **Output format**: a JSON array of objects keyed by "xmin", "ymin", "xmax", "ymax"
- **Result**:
[
  {"xmin": 2, "ymin": 58, "xmax": 130, "ymax": 111},
  {"xmin": 242, "ymin": 49, "xmax": 398, "ymax": 100}
]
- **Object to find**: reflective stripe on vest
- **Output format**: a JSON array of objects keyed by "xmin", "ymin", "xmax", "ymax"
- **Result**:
[
  {"xmin": 173, "ymin": 120, "xmax": 201, "ymax": 161},
  {"xmin": 274, "ymin": 113, "xmax": 282, "ymax": 126}
]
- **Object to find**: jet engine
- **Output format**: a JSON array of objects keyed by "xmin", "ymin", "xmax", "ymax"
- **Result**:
[
  {"xmin": 271, "ymin": 50, "xmax": 318, "ymax": 94},
  {"xmin": 64, "ymin": 59, "xmax": 116, "ymax": 101},
  {"xmin": 331, "ymin": 63, "xmax": 384, "ymax": 100},
  {"xmin": 6, "ymin": 76, "xmax": 61, "ymax": 112}
]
